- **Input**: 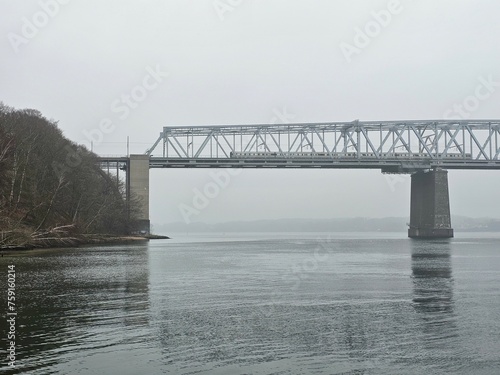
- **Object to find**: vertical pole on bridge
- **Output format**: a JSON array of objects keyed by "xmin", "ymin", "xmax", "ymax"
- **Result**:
[
  {"xmin": 127, "ymin": 155, "xmax": 150, "ymax": 235},
  {"xmin": 408, "ymin": 169, "xmax": 453, "ymax": 238}
]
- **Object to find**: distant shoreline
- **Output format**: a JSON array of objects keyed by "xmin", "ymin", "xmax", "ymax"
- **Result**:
[{"xmin": 155, "ymin": 216, "xmax": 500, "ymax": 234}]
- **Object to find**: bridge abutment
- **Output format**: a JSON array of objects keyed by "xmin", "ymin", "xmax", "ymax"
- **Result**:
[
  {"xmin": 408, "ymin": 169, "xmax": 453, "ymax": 238},
  {"xmin": 127, "ymin": 155, "xmax": 150, "ymax": 234}
]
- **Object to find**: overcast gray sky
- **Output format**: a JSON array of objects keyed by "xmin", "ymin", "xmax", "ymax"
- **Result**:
[{"xmin": 1, "ymin": 0, "xmax": 500, "ymax": 224}]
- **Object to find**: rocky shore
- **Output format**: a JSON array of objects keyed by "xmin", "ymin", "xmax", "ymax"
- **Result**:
[{"xmin": 0, "ymin": 230, "xmax": 170, "ymax": 251}]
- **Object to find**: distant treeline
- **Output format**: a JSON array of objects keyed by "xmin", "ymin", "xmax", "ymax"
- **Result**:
[
  {"xmin": 158, "ymin": 216, "xmax": 500, "ymax": 234},
  {"xmin": 0, "ymin": 103, "xmax": 137, "ymax": 247}
]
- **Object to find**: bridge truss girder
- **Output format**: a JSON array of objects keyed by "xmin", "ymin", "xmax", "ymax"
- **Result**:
[{"xmin": 144, "ymin": 120, "xmax": 500, "ymax": 172}]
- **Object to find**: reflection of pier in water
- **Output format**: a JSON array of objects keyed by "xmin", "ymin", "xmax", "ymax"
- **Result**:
[{"xmin": 411, "ymin": 240, "xmax": 458, "ymax": 345}]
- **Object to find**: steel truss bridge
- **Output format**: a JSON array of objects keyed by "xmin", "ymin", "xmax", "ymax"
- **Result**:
[
  {"xmin": 126, "ymin": 120, "xmax": 500, "ymax": 173},
  {"xmin": 96, "ymin": 120, "xmax": 500, "ymax": 238}
]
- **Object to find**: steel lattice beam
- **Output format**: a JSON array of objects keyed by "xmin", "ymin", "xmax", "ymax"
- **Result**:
[{"xmin": 139, "ymin": 120, "xmax": 500, "ymax": 172}]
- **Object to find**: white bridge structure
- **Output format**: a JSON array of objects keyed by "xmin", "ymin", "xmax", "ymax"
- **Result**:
[
  {"xmin": 98, "ymin": 120, "xmax": 500, "ymax": 237},
  {"xmin": 145, "ymin": 120, "xmax": 500, "ymax": 172}
]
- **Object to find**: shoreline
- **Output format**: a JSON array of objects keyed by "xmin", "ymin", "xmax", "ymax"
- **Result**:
[{"xmin": 0, "ymin": 234, "xmax": 170, "ymax": 252}]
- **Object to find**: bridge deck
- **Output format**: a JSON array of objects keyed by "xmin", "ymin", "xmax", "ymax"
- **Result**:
[
  {"xmin": 98, "ymin": 155, "xmax": 500, "ymax": 172},
  {"xmin": 147, "ymin": 157, "xmax": 500, "ymax": 171}
]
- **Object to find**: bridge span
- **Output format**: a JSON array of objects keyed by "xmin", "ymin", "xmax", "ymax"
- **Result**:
[{"xmin": 98, "ymin": 120, "xmax": 500, "ymax": 238}]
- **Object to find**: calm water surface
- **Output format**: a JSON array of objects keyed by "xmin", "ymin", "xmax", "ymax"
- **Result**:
[{"xmin": 1, "ymin": 233, "xmax": 499, "ymax": 374}]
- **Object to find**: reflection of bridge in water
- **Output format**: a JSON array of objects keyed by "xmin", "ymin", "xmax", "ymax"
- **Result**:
[{"xmin": 98, "ymin": 120, "xmax": 500, "ymax": 237}]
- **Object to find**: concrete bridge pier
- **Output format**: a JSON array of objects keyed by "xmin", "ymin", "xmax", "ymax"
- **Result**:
[
  {"xmin": 127, "ymin": 155, "xmax": 150, "ymax": 234},
  {"xmin": 408, "ymin": 169, "xmax": 454, "ymax": 238}
]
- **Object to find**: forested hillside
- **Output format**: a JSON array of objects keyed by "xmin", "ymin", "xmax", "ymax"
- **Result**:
[{"xmin": 0, "ymin": 103, "xmax": 136, "ymax": 248}]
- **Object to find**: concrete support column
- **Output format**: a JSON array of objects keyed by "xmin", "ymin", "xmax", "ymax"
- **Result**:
[
  {"xmin": 408, "ymin": 169, "xmax": 453, "ymax": 238},
  {"xmin": 127, "ymin": 155, "xmax": 150, "ymax": 234}
]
